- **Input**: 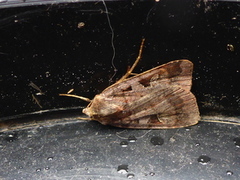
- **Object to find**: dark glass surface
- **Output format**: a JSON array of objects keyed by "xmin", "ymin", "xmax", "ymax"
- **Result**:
[{"xmin": 0, "ymin": 0, "xmax": 239, "ymax": 118}]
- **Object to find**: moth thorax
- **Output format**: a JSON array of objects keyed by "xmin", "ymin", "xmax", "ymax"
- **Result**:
[{"xmin": 82, "ymin": 94, "xmax": 122, "ymax": 118}]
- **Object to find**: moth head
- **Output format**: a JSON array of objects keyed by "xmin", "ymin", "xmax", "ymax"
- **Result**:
[{"xmin": 82, "ymin": 95, "xmax": 122, "ymax": 119}]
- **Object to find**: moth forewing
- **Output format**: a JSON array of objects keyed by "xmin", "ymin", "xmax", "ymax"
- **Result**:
[
  {"xmin": 102, "ymin": 60, "xmax": 194, "ymax": 97},
  {"xmin": 86, "ymin": 85, "xmax": 199, "ymax": 129},
  {"xmin": 82, "ymin": 60, "xmax": 200, "ymax": 129}
]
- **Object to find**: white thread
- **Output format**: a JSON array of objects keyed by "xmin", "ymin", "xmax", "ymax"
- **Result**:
[
  {"xmin": 101, "ymin": 0, "xmax": 117, "ymax": 82},
  {"xmin": 116, "ymin": 130, "xmax": 152, "ymax": 139}
]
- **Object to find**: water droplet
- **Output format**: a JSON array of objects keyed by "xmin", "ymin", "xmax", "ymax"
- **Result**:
[
  {"xmin": 128, "ymin": 136, "xmax": 137, "ymax": 142},
  {"xmin": 127, "ymin": 173, "xmax": 134, "ymax": 179},
  {"xmin": 149, "ymin": 172, "xmax": 155, "ymax": 176},
  {"xmin": 120, "ymin": 141, "xmax": 128, "ymax": 147},
  {"xmin": 45, "ymin": 71, "xmax": 51, "ymax": 78},
  {"xmin": 150, "ymin": 136, "xmax": 164, "ymax": 146},
  {"xmin": 27, "ymin": 134, "xmax": 33, "ymax": 138},
  {"xmin": 117, "ymin": 165, "xmax": 128, "ymax": 174},
  {"xmin": 5, "ymin": 133, "xmax": 18, "ymax": 142},
  {"xmin": 195, "ymin": 143, "xmax": 200, "ymax": 146},
  {"xmin": 45, "ymin": 167, "xmax": 50, "ymax": 170},
  {"xmin": 36, "ymin": 168, "xmax": 41, "ymax": 172},
  {"xmin": 169, "ymin": 137, "xmax": 175, "ymax": 143},
  {"xmin": 233, "ymin": 138, "xmax": 240, "ymax": 148},
  {"xmin": 47, "ymin": 157, "xmax": 53, "ymax": 161},
  {"xmin": 77, "ymin": 22, "xmax": 85, "ymax": 29},
  {"xmin": 37, "ymin": 125, "xmax": 44, "ymax": 130},
  {"xmin": 198, "ymin": 155, "xmax": 211, "ymax": 165},
  {"xmin": 226, "ymin": 170, "xmax": 233, "ymax": 176}
]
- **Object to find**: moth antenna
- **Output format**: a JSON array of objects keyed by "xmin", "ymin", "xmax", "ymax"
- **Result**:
[{"xmin": 59, "ymin": 94, "xmax": 91, "ymax": 102}]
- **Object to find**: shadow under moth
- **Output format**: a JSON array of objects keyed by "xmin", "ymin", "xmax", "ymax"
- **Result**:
[{"xmin": 61, "ymin": 39, "xmax": 200, "ymax": 129}]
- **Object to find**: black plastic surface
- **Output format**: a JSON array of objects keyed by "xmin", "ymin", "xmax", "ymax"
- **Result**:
[{"xmin": 0, "ymin": 114, "xmax": 240, "ymax": 179}]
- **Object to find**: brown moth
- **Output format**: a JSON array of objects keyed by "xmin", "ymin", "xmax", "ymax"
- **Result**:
[
  {"xmin": 60, "ymin": 39, "xmax": 200, "ymax": 129},
  {"xmin": 82, "ymin": 59, "xmax": 200, "ymax": 129}
]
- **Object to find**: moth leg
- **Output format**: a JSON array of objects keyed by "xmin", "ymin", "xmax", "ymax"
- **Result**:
[{"xmin": 116, "ymin": 38, "xmax": 145, "ymax": 83}]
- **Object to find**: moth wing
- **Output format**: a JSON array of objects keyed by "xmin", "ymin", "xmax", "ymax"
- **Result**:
[
  {"xmin": 102, "ymin": 59, "xmax": 193, "ymax": 97},
  {"xmin": 105, "ymin": 85, "xmax": 200, "ymax": 129}
]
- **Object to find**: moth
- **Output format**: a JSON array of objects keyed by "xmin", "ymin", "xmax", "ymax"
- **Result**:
[{"xmin": 60, "ymin": 39, "xmax": 200, "ymax": 129}]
